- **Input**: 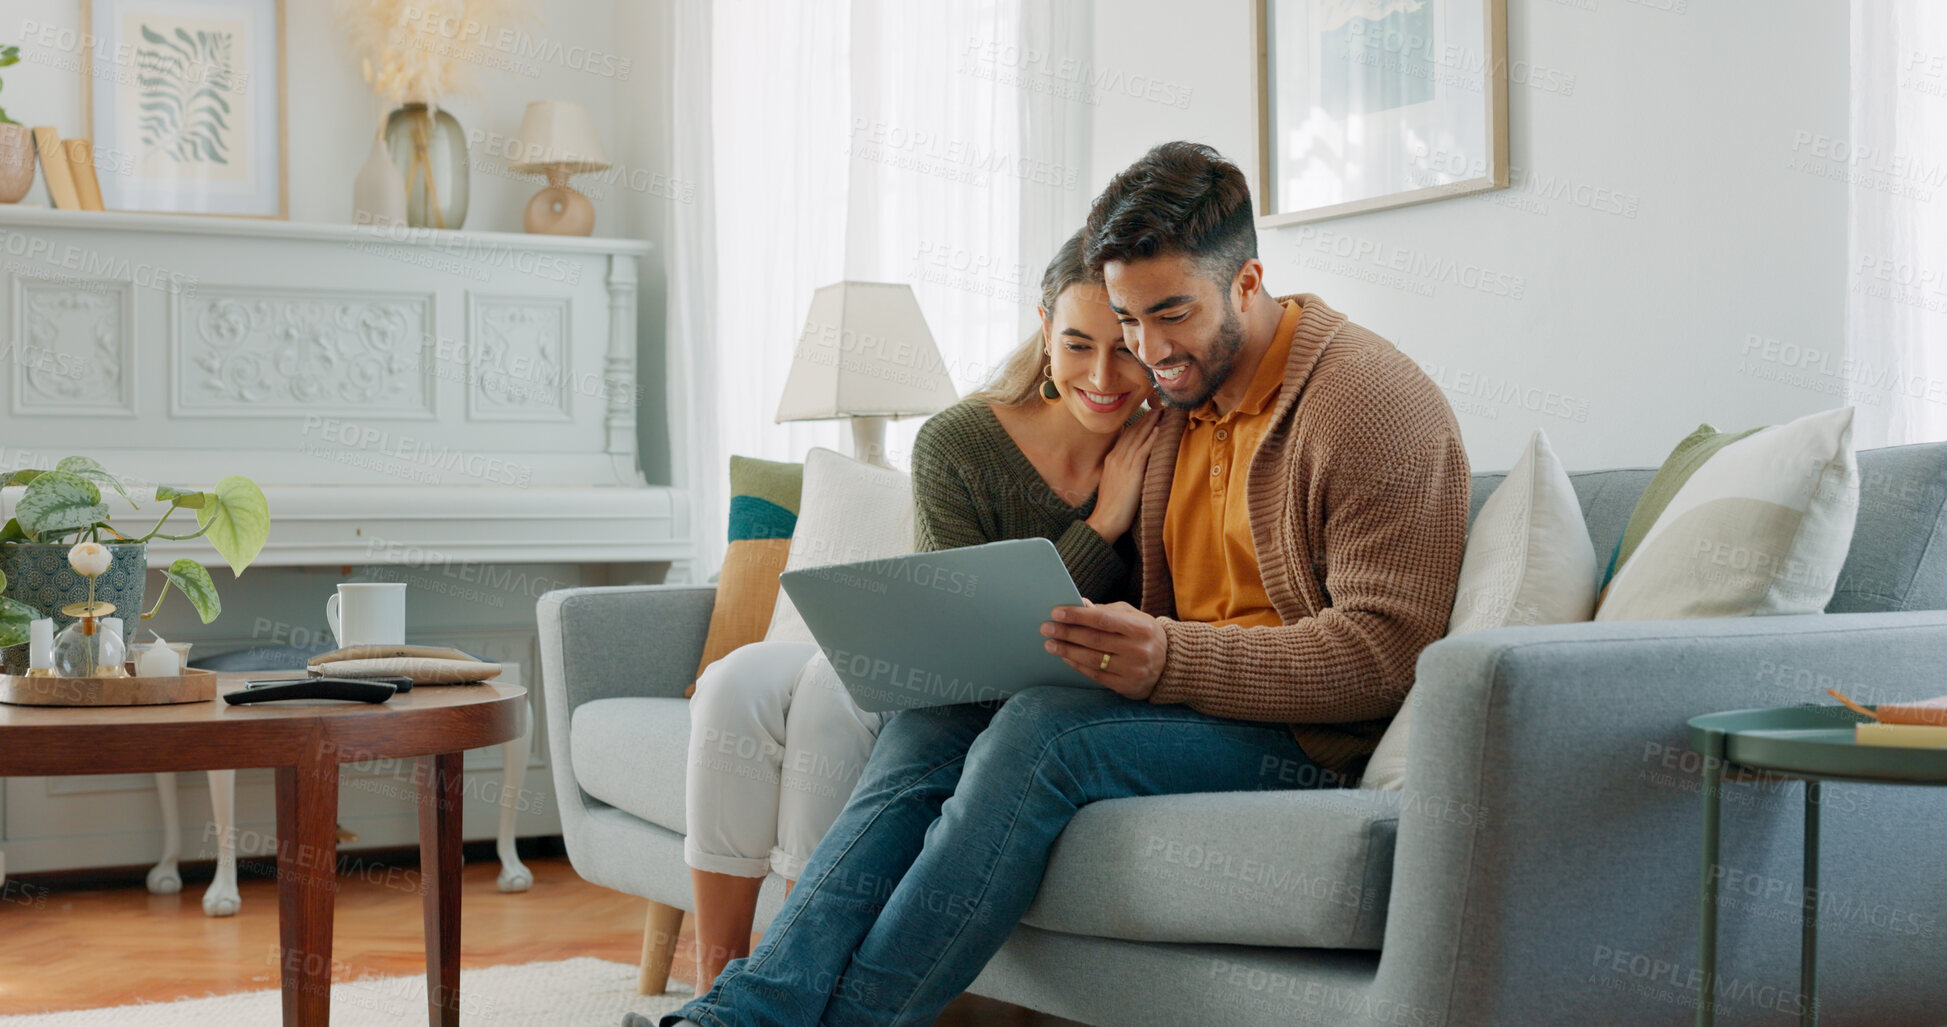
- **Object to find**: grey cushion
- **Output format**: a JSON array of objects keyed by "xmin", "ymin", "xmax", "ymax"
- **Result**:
[
  {"xmin": 1564, "ymin": 468, "xmax": 1658, "ymax": 563},
  {"xmin": 1833, "ymin": 442, "xmax": 1947, "ymax": 612},
  {"xmin": 1469, "ymin": 467, "xmax": 1655, "ymax": 573},
  {"xmin": 569, "ymin": 692, "xmax": 1398, "ymax": 950},
  {"xmin": 1022, "ymin": 789, "xmax": 1400, "ymax": 950},
  {"xmin": 570, "ymin": 697, "xmax": 691, "ymax": 834}
]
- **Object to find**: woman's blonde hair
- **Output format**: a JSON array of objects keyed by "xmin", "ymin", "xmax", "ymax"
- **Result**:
[{"xmin": 966, "ymin": 230, "xmax": 1097, "ymax": 408}]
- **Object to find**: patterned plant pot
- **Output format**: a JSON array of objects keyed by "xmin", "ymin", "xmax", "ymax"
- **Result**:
[{"xmin": 0, "ymin": 541, "xmax": 148, "ymax": 674}]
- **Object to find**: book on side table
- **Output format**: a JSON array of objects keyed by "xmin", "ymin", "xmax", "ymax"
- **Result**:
[
  {"xmin": 1856, "ymin": 723, "xmax": 1947, "ymax": 748},
  {"xmin": 306, "ymin": 644, "xmax": 502, "ymax": 685},
  {"xmin": 1833, "ymin": 691, "xmax": 1947, "ymax": 748}
]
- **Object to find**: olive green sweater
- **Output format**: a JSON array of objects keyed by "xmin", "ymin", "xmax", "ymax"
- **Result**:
[{"xmin": 910, "ymin": 398, "xmax": 1138, "ymax": 604}]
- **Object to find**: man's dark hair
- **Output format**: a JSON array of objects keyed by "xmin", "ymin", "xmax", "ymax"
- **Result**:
[{"xmin": 1083, "ymin": 141, "xmax": 1257, "ymax": 286}]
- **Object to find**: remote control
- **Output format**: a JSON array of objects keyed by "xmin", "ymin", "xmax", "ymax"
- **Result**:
[
  {"xmin": 305, "ymin": 671, "xmax": 415, "ymax": 693},
  {"xmin": 247, "ymin": 674, "xmax": 413, "ymax": 693},
  {"xmin": 244, "ymin": 675, "xmax": 413, "ymax": 690},
  {"xmin": 226, "ymin": 678, "xmax": 397, "ymax": 705}
]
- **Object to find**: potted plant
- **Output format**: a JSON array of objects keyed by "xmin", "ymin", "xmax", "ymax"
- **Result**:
[
  {"xmin": 0, "ymin": 44, "xmax": 34, "ymax": 204},
  {"xmin": 0, "ymin": 457, "xmax": 269, "ymax": 664}
]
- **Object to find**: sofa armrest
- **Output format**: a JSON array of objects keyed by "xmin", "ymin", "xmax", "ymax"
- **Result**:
[
  {"xmin": 537, "ymin": 584, "xmax": 717, "ymax": 708},
  {"xmin": 536, "ymin": 584, "xmax": 716, "ymax": 840},
  {"xmin": 1374, "ymin": 610, "xmax": 1947, "ymax": 1025}
]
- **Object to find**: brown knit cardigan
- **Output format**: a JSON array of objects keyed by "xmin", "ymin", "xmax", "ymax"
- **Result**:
[{"xmin": 1138, "ymin": 293, "xmax": 1471, "ymax": 778}]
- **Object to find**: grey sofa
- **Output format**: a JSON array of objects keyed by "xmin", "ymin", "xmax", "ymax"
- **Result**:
[{"xmin": 539, "ymin": 443, "xmax": 1947, "ymax": 1025}]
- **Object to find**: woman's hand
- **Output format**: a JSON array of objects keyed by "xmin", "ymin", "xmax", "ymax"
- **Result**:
[{"xmin": 1085, "ymin": 404, "xmax": 1161, "ymax": 542}]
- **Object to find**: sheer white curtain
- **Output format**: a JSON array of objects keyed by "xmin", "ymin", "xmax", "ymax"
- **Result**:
[
  {"xmin": 1847, "ymin": 0, "xmax": 1947, "ymax": 447},
  {"xmin": 673, "ymin": 0, "xmax": 1093, "ymax": 578}
]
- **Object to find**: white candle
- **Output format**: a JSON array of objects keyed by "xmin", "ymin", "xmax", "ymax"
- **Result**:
[
  {"xmin": 28, "ymin": 619, "xmax": 52, "ymax": 671},
  {"xmin": 136, "ymin": 641, "xmax": 178, "ymax": 677}
]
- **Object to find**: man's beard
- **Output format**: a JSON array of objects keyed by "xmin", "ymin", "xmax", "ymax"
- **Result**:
[{"xmin": 1153, "ymin": 304, "xmax": 1245, "ymax": 411}]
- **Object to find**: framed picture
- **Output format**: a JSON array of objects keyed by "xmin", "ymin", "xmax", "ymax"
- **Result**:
[
  {"xmin": 1254, "ymin": 0, "xmax": 1507, "ymax": 227},
  {"xmin": 83, "ymin": 0, "xmax": 287, "ymax": 218}
]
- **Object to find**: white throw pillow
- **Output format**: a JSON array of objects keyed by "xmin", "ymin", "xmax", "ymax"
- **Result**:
[
  {"xmin": 1362, "ymin": 429, "xmax": 1597, "ymax": 791},
  {"xmin": 764, "ymin": 447, "xmax": 916, "ymax": 644},
  {"xmin": 1596, "ymin": 407, "xmax": 1858, "ymax": 622}
]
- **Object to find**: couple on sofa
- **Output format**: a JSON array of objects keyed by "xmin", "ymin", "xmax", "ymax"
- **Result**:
[{"xmin": 648, "ymin": 141, "xmax": 1472, "ymax": 1027}]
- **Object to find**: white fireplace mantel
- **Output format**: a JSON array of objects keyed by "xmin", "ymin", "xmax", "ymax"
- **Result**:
[
  {"xmin": 55, "ymin": 484, "xmax": 687, "ymax": 569},
  {"xmin": 0, "ymin": 208, "xmax": 689, "ymax": 881},
  {"xmin": 0, "ymin": 207, "xmax": 689, "ymax": 570}
]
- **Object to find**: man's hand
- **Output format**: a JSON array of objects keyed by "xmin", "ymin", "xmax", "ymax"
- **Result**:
[{"xmin": 1041, "ymin": 600, "xmax": 1167, "ymax": 700}]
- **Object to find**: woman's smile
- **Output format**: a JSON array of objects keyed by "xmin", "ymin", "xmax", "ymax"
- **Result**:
[{"xmin": 1073, "ymin": 387, "xmax": 1129, "ymax": 413}]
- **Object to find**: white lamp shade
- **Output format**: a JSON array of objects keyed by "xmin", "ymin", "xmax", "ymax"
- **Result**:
[
  {"xmin": 775, "ymin": 282, "xmax": 960, "ymax": 421},
  {"xmin": 508, "ymin": 100, "xmax": 612, "ymax": 174}
]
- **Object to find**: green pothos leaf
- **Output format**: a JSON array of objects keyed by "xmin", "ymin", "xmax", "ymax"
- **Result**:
[
  {"xmin": 157, "ymin": 558, "xmax": 221, "ymax": 624},
  {"xmin": 0, "ymin": 595, "xmax": 34, "ymax": 647}
]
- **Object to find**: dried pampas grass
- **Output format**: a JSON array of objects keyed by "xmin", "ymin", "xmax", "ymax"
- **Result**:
[{"xmin": 338, "ymin": 0, "xmax": 539, "ymax": 107}]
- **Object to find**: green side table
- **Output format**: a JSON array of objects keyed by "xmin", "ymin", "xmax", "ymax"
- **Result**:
[{"xmin": 1687, "ymin": 706, "xmax": 1947, "ymax": 1027}]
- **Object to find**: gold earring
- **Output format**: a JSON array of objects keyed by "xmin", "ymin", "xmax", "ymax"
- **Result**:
[{"xmin": 1040, "ymin": 362, "xmax": 1061, "ymax": 402}]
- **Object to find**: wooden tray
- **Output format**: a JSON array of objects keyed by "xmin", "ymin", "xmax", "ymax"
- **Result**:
[{"xmin": 0, "ymin": 666, "xmax": 217, "ymax": 707}]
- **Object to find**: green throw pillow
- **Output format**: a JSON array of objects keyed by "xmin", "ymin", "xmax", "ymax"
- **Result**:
[
  {"xmin": 727, "ymin": 455, "xmax": 803, "ymax": 541},
  {"xmin": 1596, "ymin": 408, "xmax": 1859, "ymax": 621},
  {"xmin": 1601, "ymin": 423, "xmax": 1762, "ymax": 589},
  {"xmin": 706, "ymin": 456, "xmax": 804, "ymax": 584}
]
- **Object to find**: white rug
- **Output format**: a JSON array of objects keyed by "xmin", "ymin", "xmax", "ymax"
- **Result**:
[{"xmin": 0, "ymin": 958, "xmax": 694, "ymax": 1026}]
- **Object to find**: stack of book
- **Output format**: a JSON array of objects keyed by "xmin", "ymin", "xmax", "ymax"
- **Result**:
[
  {"xmin": 1851, "ymin": 695, "xmax": 1947, "ymax": 748},
  {"xmin": 31, "ymin": 126, "xmax": 105, "ymax": 211},
  {"xmin": 306, "ymin": 644, "xmax": 502, "ymax": 685}
]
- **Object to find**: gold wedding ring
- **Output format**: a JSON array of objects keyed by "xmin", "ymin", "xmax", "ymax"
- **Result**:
[{"xmin": 1099, "ymin": 651, "xmax": 1113, "ymax": 671}]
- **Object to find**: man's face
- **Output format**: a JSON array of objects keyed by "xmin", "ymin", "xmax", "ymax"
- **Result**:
[{"xmin": 1101, "ymin": 251, "xmax": 1245, "ymax": 411}]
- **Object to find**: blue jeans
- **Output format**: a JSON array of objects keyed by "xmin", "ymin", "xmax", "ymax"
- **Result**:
[{"xmin": 665, "ymin": 685, "xmax": 1330, "ymax": 1027}]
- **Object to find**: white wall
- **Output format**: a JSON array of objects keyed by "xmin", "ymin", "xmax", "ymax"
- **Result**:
[
  {"xmin": 0, "ymin": 0, "xmax": 1854, "ymax": 473},
  {"xmin": 1089, "ymin": 0, "xmax": 1850, "ymax": 470},
  {"xmin": 0, "ymin": 2, "xmax": 627, "ymax": 233}
]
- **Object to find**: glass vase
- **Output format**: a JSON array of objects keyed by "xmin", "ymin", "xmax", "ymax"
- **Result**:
[
  {"xmin": 0, "ymin": 541, "xmax": 146, "ymax": 675},
  {"xmin": 384, "ymin": 103, "xmax": 470, "ymax": 230},
  {"xmin": 51, "ymin": 615, "xmax": 126, "ymax": 678}
]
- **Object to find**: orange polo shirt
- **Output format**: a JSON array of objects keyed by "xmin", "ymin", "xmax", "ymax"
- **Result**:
[{"xmin": 1163, "ymin": 299, "xmax": 1301, "ymax": 628}]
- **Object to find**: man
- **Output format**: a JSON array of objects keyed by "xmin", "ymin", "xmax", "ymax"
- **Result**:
[{"xmin": 655, "ymin": 141, "xmax": 1469, "ymax": 1027}]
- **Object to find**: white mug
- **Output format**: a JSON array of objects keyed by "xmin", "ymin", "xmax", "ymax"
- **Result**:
[{"xmin": 325, "ymin": 583, "xmax": 406, "ymax": 647}]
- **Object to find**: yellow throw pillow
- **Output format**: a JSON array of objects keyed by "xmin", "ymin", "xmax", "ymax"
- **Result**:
[
  {"xmin": 687, "ymin": 456, "xmax": 804, "ymax": 697},
  {"xmin": 688, "ymin": 538, "xmax": 794, "ymax": 697}
]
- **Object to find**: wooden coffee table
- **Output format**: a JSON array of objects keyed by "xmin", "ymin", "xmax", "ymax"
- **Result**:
[{"xmin": 0, "ymin": 673, "xmax": 527, "ymax": 1026}]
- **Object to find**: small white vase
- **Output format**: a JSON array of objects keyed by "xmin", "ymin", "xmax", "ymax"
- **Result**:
[
  {"xmin": 352, "ymin": 133, "xmax": 408, "ymax": 227},
  {"xmin": 0, "ymin": 124, "xmax": 34, "ymax": 204}
]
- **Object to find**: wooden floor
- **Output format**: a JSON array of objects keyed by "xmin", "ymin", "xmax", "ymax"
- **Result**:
[{"xmin": 0, "ymin": 852, "xmax": 1079, "ymax": 1024}]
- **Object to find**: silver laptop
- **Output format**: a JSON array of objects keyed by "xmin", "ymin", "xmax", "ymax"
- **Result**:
[{"xmin": 778, "ymin": 537, "xmax": 1101, "ymax": 712}]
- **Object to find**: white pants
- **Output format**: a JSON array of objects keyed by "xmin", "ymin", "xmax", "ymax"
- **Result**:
[{"xmin": 684, "ymin": 640, "xmax": 885, "ymax": 879}]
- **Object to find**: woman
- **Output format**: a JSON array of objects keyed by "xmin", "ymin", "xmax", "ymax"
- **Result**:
[{"xmin": 680, "ymin": 229, "xmax": 1160, "ymax": 992}]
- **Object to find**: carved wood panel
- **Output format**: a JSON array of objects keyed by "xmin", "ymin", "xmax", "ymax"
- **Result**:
[{"xmin": 172, "ymin": 288, "xmax": 435, "ymax": 416}]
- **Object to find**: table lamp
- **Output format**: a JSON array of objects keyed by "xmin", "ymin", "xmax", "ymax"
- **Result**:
[
  {"xmin": 775, "ymin": 282, "xmax": 959, "ymax": 467},
  {"xmin": 508, "ymin": 100, "xmax": 611, "ymax": 236}
]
